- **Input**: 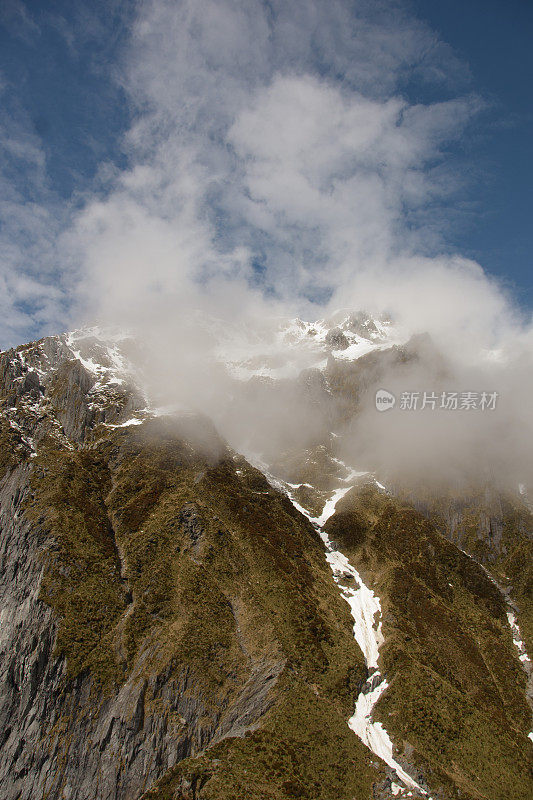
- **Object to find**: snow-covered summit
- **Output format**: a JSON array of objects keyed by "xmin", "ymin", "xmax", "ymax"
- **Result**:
[
  {"xmin": 214, "ymin": 311, "xmax": 404, "ymax": 381},
  {"xmin": 2, "ymin": 309, "xmax": 404, "ymax": 394}
]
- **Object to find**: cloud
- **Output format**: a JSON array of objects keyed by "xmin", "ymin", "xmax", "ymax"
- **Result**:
[
  {"xmin": 0, "ymin": 1, "xmax": 135, "ymax": 348},
  {"xmin": 0, "ymin": 0, "xmax": 490, "ymax": 349},
  {"xmin": 227, "ymin": 76, "xmax": 484, "ymax": 306},
  {"xmin": 69, "ymin": 0, "xmax": 512, "ymax": 370},
  {"xmin": 74, "ymin": 0, "xmax": 485, "ymax": 325}
]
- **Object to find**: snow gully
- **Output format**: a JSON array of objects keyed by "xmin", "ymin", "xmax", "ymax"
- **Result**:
[{"xmin": 289, "ymin": 485, "xmax": 431, "ymax": 798}]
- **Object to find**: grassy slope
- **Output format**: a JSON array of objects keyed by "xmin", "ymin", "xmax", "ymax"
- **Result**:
[
  {"xmin": 419, "ymin": 490, "xmax": 533, "ymax": 662},
  {"xmin": 326, "ymin": 485, "xmax": 533, "ymax": 800},
  {"xmin": 142, "ymin": 679, "xmax": 378, "ymax": 800},
  {"xmin": 27, "ymin": 419, "xmax": 382, "ymax": 799}
]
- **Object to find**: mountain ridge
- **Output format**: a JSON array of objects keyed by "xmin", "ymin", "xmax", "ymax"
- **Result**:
[{"xmin": 0, "ymin": 320, "xmax": 531, "ymax": 799}]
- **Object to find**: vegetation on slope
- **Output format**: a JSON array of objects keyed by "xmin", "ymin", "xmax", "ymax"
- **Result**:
[
  {"xmin": 404, "ymin": 487, "xmax": 533, "ymax": 660},
  {"xmin": 142, "ymin": 679, "xmax": 379, "ymax": 800},
  {"xmin": 327, "ymin": 485, "xmax": 533, "ymax": 800},
  {"xmin": 27, "ymin": 417, "xmax": 383, "ymax": 798}
]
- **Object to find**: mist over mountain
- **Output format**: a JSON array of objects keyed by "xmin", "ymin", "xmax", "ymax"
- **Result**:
[
  {"xmin": 86, "ymin": 305, "xmax": 531, "ymax": 500},
  {"xmin": 50, "ymin": 0, "xmax": 531, "ymax": 497}
]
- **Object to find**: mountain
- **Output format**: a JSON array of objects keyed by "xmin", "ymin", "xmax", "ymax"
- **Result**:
[{"xmin": 0, "ymin": 320, "xmax": 531, "ymax": 800}]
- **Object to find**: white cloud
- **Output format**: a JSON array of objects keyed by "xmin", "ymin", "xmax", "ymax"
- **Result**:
[
  {"xmin": 70, "ymin": 0, "xmax": 490, "ymax": 336},
  {"xmin": 2, "ymin": 0, "xmax": 531, "ymax": 365}
]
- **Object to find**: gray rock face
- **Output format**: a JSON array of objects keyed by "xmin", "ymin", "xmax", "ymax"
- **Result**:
[
  {"xmin": 325, "ymin": 327, "xmax": 349, "ymax": 350},
  {"xmin": 0, "ymin": 334, "xmax": 285, "ymax": 800},
  {"xmin": 0, "ymin": 463, "xmax": 64, "ymax": 799},
  {"xmin": 48, "ymin": 358, "xmax": 97, "ymax": 442},
  {"xmin": 0, "ymin": 457, "xmax": 282, "ymax": 800},
  {"xmin": 179, "ymin": 502, "xmax": 206, "ymax": 553},
  {"xmin": 0, "ymin": 334, "xmax": 145, "ymax": 447},
  {"xmin": 345, "ymin": 312, "xmax": 380, "ymax": 339}
]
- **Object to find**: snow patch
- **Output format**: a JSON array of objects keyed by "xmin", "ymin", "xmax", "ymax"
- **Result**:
[
  {"xmin": 108, "ymin": 417, "xmax": 144, "ymax": 428},
  {"xmin": 349, "ymin": 674, "xmax": 422, "ymax": 790},
  {"xmin": 506, "ymin": 610, "xmax": 531, "ymax": 664}
]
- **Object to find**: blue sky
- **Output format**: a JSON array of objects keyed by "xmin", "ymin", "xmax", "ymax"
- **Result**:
[
  {"xmin": 0, "ymin": 1, "xmax": 131, "ymax": 199},
  {"xmin": 411, "ymin": 0, "xmax": 533, "ymax": 305},
  {"xmin": 0, "ymin": 0, "xmax": 531, "ymax": 348}
]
